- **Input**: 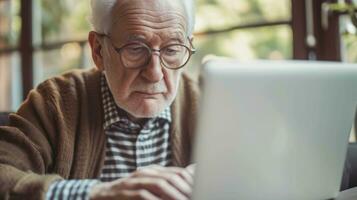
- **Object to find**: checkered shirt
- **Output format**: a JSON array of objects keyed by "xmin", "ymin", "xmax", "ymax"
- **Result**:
[
  {"xmin": 46, "ymin": 73, "xmax": 172, "ymax": 199},
  {"xmin": 99, "ymin": 73, "xmax": 172, "ymax": 181}
]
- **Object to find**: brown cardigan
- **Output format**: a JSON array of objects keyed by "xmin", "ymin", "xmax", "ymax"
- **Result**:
[{"xmin": 0, "ymin": 68, "xmax": 200, "ymax": 199}]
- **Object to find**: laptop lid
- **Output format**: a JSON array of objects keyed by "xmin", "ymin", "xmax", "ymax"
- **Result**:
[{"xmin": 192, "ymin": 59, "xmax": 357, "ymax": 200}]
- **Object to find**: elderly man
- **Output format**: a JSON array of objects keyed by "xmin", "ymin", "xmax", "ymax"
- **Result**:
[{"xmin": 0, "ymin": 0, "xmax": 199, "ymax": 199}]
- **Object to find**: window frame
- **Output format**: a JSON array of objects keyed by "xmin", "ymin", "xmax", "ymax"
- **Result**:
[
  {"xmin": 0, "ymin": 0, "xmax": 343, "ymax": 99},
  {"xmin": 291, "ymin": 0, "xmax": 341, "ymax": 61}
]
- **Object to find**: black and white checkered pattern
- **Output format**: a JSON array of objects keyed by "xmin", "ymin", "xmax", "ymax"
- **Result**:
[
  {"xmin": 100, "ymin": 74, "xmax": 172, "ymax": 181},
  {"xmin": 46, "ymin": 179, "xmax": 99, "ymax": 200},
  {"xmin": 45, "ymin": 74, "xmax": 172, "ymax": 199}
]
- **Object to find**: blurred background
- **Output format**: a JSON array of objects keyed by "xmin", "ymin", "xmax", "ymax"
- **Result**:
[{"xmin": 0, "ymin": 0, "xmax": 357, "ymax": 111}]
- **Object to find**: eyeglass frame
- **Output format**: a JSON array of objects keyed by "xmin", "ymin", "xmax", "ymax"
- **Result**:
[{"xmin": 97, "ymin": 33, "xmax": 196, "ymax": 70}]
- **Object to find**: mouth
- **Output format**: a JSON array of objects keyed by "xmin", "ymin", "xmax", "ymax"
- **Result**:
[{"xmin": 134, "ymin": 91, "xmax": 163, "ymax": 98}]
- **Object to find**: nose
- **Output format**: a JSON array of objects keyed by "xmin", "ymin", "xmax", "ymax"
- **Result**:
[{"xmin": 141, "ymin": 51, "xmax": 164, "ymax": 82}]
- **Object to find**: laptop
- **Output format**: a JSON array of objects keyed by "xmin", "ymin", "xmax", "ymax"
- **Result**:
[{"xmin": 192, "ymin": 59, "xmax": 357, "ymax": 200}]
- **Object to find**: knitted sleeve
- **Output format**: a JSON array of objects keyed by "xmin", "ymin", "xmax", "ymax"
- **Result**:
[{"xmin": 0, "ymin": 76, "xmax": 78, "ymax": 199}]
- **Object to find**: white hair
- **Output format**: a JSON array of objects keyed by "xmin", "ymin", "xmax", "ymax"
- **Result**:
[{"xmin": 89, "ymin": 0, "xmax": 195, "ymax": 35}]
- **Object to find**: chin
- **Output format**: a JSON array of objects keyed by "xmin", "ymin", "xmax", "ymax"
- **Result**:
[
  {"xmin": 130, "ymin": 111, "xmax": 158, "ymax": 119},
  {"xmin": 115, "ymin": 92, "xmax": 175, "ymax": 120},
  {"xmin": 127, "ymin": 99, "xmax": 169, "ymax": 119}
]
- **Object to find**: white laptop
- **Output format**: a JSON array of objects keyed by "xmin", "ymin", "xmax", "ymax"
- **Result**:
[{"xmin": 192, "ymin": 59, "xmax": 357, "ymax": 200}]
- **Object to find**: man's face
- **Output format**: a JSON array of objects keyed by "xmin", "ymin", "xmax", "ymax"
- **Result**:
[{"xmin": 99, "ymin": 0, "xmax": 189, "ymax": 120}]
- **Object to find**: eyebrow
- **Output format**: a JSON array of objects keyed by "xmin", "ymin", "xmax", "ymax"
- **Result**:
[
  {"xmin": 168, "ymin": 37, "xmax": 185, "ymax": 44},
  {"xmin": 165, "ymin": 32, "xmax": 186, "ymax": 44},
  {"xmin": 126, "ymin": 33, "xmax": 186, "ymax": 45},
  {"xmin": 127, "ymin": 35, "xmax": 147, "ymax": 43}
]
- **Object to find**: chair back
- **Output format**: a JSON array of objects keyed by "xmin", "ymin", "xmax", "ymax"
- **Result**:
[
  {"xmin": 343, "ymin": 143, "xmax": 357, "ymax": 190},
  {"xmin": 0, "ymin": 112, "xmax": 10, "ymax": 126}
]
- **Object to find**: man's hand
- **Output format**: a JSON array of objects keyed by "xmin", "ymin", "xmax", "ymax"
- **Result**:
[{"xmin": 89, "ymin": 165, "xmax": 195, "ymax": 200}]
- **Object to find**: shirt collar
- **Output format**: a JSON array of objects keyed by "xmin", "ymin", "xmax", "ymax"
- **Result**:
[{"xmin": 101, "ymin": 73, "xmax": 171, "ymax": 130}]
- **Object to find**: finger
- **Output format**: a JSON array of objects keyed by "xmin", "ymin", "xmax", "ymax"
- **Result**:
[
  {"xmin": 119, "ymin": 189, "xmax": 160, "ymax": 200},
  {"xmin": 162, "ymin": 173, "xmax": 192, "ymax": 196},
  {"xmin": 132, "ymin": 169, "xmax": 192, "ymax": 197},
  {"xmin": 133, "ymin": 166, "xmax": 194, "ymax": 194},
  {"xmin": 129, "ymin": 177, "xmax": 188, "ymax": 200},
  {"xmin": 185, "ymin": 164, "xmax": 195, "ymax": 176},
  {"xmin": 88, "ymin": 181, "xmax": 160, "ymax": 200},
  {"xmin": 182, "ymin": 168, "xmax": 194, "ymax": 186},
  {"xmin": 158, "ymin": 166, "xmax": 194, "ymax": 187}
]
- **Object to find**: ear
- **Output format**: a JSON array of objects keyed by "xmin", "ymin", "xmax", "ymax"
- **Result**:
[{"xmin": 88, "ymin": 31, "xmax": 105, "ymax": 71}]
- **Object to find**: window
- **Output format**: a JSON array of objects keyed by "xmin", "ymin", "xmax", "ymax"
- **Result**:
[
  {"xmin": 0, "ymin": 0, "xmax": 351, "ymax": 111},
  {"xmin": 33, "ymin": 0, "xmax": 93, "ymax": 85},
  {"xmin": 340, "ymin": 10, "xmax": 357, "ymax": 63},
  {"xmin": 0, "ymin": 0, "xmax": 21, "ymax": 111},
  {"xmin": 188, "ymin": 0, "xmax": 292, "ymax": 75}
]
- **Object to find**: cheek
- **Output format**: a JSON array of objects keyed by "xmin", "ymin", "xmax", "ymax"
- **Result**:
[
  {"xmin": 104, "ymin": 62, "xmax": 141, "ymax": 100},
  {"xmin": 163, "ymin": 69, "xmax": 181, "ymax": 97}
]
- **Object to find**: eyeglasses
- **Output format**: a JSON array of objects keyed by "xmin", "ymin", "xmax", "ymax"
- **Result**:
[{"xmin": 100, "ymin": 34, "xmax": 196, "ymax": 70}]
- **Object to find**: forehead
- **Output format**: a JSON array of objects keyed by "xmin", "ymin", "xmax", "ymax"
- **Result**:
[{"xmin": 109, "ymin": 0, "xmax": 187, "ymax": 42}]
